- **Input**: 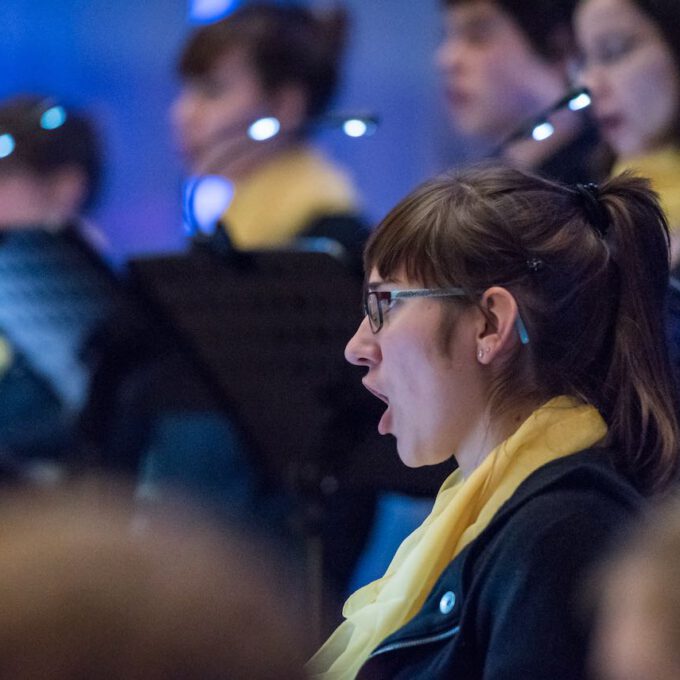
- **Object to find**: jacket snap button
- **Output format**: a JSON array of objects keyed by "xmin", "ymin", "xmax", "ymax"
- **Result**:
[{"xmin": 439, "ymin": 591, "xmax": 456, "ymax": 615}]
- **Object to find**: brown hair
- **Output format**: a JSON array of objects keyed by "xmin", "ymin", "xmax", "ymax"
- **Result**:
[
  {"xmin": 178, "ymin": 3, "xmax": 348, "ymax": 121},
  {"xmin": 365, "ymin": 164, "xmax": 679, "ymax": 494},
  {"xmin": 442, "ymin": 0, "xmax": 578, "ymax": 63},
  {"xmin": 0, "ymin": 95, "xmax": 103, "ymax": 211}
]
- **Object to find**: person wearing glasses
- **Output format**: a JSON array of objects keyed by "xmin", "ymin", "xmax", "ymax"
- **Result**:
[
  {"xmin": 0, "ymin": 96, "xmax": 106, "ymax": 468},
  {"xmin": 575, "ymin": 0, "xmax": 680, "ymax": 386},
  {"xmin": 436, "ymin": 0, "xmax": 604, "ymax": 184},
  {"xmin": 172, "ymin": 2, "xmax": 366, "ymax": 263},
  {"xmin": 308, "ymin": 165, "xmax": 679, "ymax": 679},
  {"xmin": 575, "ymin": 0, "xmax": 680, "ymax": 267}
]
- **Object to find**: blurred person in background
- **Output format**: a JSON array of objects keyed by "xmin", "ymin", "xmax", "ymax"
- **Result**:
[
  {"xmin": 436, "ymin": 0, "xmax": 603, "ymax": 183},
  {"xmin": 0, "ymin": 95, "xmax": 106, "ymax": 246},
  {"xmin": 575, "ymin": 0, "xmax": 680, "ymax": 267},
  {"xmin": 575, "ymin": 0, "xmax": 680, "ymax": 387},
  {"xmin": 0, "ymin": 95, "xmax": 108, "ymax": 468},
  {"xmin": 172, "ymin": 1, "xmax": 368, "ymax": 264}
]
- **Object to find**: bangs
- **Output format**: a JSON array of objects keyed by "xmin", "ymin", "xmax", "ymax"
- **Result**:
[
  {"xmin": 364, "ymin": 177, "xmax": 471, "ymax": 289},
  {"xmin": 179, "ymin": 21, "xmax": 255, "ymax": 79}
]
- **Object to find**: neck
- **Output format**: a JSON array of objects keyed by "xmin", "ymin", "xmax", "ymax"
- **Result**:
[{"xmin": 455, "ymin": 405, "xmax": 537, "ymax": 478}]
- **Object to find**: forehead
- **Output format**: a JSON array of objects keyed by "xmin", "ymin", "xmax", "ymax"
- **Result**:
[
  {"xmin": 577, "ymin": 0, "xmax": 653, "ymax": 38},
  {"xmin": 184, "ymin": 45, "xmax": 259, "ymax": 89},
  {"xmin": 209, "ymin": 47, "xmax": 258, "ymax": 79},
  {"xmin": 366, "ymin": 266, "xmax": 409, "ymax": 289},
  {"xmin": 443, "ymin": 1, "xmax": 516, "ymax": 34}
]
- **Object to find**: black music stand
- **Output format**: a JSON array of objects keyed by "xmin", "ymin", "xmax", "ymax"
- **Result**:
[
  {"xmin": 0, "ymin": 226, "xmax": 119, "ymax": 412},
  {"xmin": 126, "ymin": 241, "xmax": 455, "ymax": 639},
  {"xmin": 126, "ymin": 243, "xmax": 452, "ymax": 495}
]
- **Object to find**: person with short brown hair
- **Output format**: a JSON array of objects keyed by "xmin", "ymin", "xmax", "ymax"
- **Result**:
[
  {"xmin": 172, "ymin": 3, "xmax": 365, "ymax": 257},
  {"xmin": 436, "ymin": 0, "xmax": 601, "ymax": 183}
]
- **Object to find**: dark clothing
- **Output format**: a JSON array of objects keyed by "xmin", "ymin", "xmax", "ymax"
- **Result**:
[
  {"xmin": 358, "ymin": 448, "xmax": 641, "ymax": 680},
  {"xmin": 534, "ymin": 119, "xmax": 605, "ymax": 185}
]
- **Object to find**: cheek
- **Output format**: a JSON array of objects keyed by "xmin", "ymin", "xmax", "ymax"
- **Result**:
[
  {"xmin": 476, "ymin": 52, "xmax": 538, "ymax": 116},
  {"xmin": 0, "ymin": 178, "xmax": 49, "ymax": 223},
  {"xmin": 619, "ymin": 52, "xmax": 679, "ymax": 132}
]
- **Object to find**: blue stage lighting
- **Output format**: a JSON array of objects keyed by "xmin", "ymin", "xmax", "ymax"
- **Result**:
[
  {"xmin": 189, "ymin": 0, "xmax": 243, "ymax": 23},
  {"xmin": 40, "ymin": 106, "xmax": 67, "ymax": 130},
  {"xmin": 247, "ymin": 117, "xmax": 281, "ymax": 141},
  {"xmin": 0, "ymin": 134, "xmax": 16, "ymax": 159},
  {"xmin": 183, "ymin": 175, "xmax": 234, "ymax": 236}
]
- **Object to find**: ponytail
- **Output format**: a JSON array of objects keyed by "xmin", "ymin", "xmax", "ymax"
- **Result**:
[
  {"xmin": 363, "ymin": 165, "xmax": 680, "ymax": 494},
  {"xmin": 597, "ymin": 174, "xmax": 679, "ymax": 493}
]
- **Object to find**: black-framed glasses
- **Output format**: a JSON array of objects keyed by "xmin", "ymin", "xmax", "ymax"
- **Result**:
[
  {"xmin": 364, "ymin": 288, "xmax": 468, "ymax": 333},
  {"xmin": 363, "ymin": 286, "xmax": 531, "ymax": 344}
]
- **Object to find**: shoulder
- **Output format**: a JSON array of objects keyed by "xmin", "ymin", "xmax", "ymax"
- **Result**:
[
  {"xmin": 474, "ymin": 448, "xmax": 640, "ymax": 576},
  {"xmin": 362, "ymin": 449, "xmax": 641, "ymax": 679}
]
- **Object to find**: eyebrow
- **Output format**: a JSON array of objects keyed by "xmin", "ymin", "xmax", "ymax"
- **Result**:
[{"xmin": 366, "ymin": 277, "xmax": 400, "ymax": 291}]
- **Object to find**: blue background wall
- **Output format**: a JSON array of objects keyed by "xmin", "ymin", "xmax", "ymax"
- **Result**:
[{"xmin": 1, "ymin": 0, "xmax": 473, "ymax": 262}]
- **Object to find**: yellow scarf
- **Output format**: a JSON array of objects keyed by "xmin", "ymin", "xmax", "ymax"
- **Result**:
[
  {"xmin": 224, "ymin": 146, "xmax": 358, "ymax": 249},
  {"xmin": 613, "ymin": 146, "xmax": 680, "ymax": 232},
  {"xmin": 307, "ymin": 396, "xmax": 607, "ymax": 680}
]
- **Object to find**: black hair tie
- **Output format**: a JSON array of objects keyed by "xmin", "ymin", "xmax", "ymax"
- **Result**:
[{"xmin": 575, "ymin": 182, "xmax": 610, "ymax": 238}]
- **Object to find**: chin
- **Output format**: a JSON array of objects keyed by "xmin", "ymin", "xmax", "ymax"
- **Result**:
[
  {"xmin": 396, "ymin": 445, "xmax": 422, "ymax": 468},
  {"xmin": 397, "ymin": 445, "xmax": 444, "ymax": 469}
]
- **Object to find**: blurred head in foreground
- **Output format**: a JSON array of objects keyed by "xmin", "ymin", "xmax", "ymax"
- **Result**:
[
  {"xmin": 592, "ymin": 494, "xmax": 680, "ymax": 680},
  {"xmin": 0, "ymin": 482, "xmax": 306, "ymax": 680}
]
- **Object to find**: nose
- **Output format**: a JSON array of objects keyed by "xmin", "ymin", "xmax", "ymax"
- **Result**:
[
  {"xmin": 435, "ymin": 36, "xmax": 464, "ymax": 74},
  {"xmin": 345, "ymin": 316, "xmax": 381, "ymax": 367},
  {"xmin": 171, "ymin": 89, "xmax": 199, "ymax": 137},
  {"xmin": 577, "ymin": 63, "xmax": 607, "ymax": 107}
]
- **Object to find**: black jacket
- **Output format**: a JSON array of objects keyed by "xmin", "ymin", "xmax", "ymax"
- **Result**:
[{"xmin": 357, "ymin": 448, "xmax": 641, "ymax": 680}]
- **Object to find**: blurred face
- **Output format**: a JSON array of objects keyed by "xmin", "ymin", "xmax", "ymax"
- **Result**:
[
  {"xmin": 593, "ymin": 559, "xmax": 680, "ymax": 680},
  {"xmin": 344, "ymin": 267, "xmax": 485, "ymax": 468},
  {"xmin": 435, "ymin": 1, "xmax": 565, "ymax": 141},
  {"xmin": 171, "ymin": 48, "xmax": 270, "ymax": 172},
  {"xmin": 0, "ymin": 170, "xmax": 73, "ymax": 226},
  {"xmin": 576, "ymin": 0, "xmax": 680, "ymax": 158}
]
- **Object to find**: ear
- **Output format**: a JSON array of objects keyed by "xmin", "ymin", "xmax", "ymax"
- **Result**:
[
  {"xmin": 269, "ymin": 82, "xmax": 308, "ymax": 132},
  {"xmin": 475, "ymin": 286, "xmax": 521, "ymax": 365}
]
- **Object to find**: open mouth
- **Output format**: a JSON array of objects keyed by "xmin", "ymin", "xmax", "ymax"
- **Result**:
[
  {"xmin": 363, "ymin": 381, "xmax": 389, "ymax": 405},
  {"xmin": 363, "ymin": 381, "xmax": 392, "ymax": 435}
]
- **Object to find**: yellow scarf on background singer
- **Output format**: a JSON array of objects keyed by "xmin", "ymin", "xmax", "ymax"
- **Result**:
[
  {"xmin": 613, "ymin": 146, "xmax": 680, "ymax": 231},
  {"xmin": 307, "ymin": 396, "xmax": 608, "ymax": 680},
  {"xmin": 223, "ymin": 146, "xmax": 357, "ymax": 249}
]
